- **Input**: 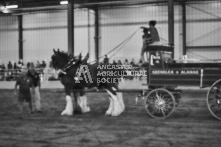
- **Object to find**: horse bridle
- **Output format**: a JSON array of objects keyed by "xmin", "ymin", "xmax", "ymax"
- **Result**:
[
  {"xmin": 59, "ymin": 57, "xmax": 77, "ymax": 75},
  {"xmin": 58, "ymin": 54, "xmax": 89, "ymax": 82},
  {"xmin": 58, "ymin": 57, "xmax": 84, "ymax": 83}
]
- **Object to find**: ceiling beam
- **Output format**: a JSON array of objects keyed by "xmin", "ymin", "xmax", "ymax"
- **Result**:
[{"xmin": 0, "ymin": 0, "xmax": 219, "ymax": 15}]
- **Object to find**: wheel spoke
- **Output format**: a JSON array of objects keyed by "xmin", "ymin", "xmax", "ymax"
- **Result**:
[
  {"xmin": 145, "ymin": 88, "xmax": 175, "ymax": 119},
  {"xmin": 155, "ymin": 92, "xmax": 160, "ymax": 100},
  {"xmin": 161, "ymin": 108, "xmax": 166, "ymax": 116},
  {"xmin": 207, "ymin": 79, "xmax": 221, "ymax": 120}
]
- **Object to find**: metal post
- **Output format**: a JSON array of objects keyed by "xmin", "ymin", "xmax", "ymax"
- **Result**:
[
  {"xmin": 94, "ymin": 7, "xmax": 100, "ymax": 63},
  {"xmin": 18, "ymin": 15, "xmax": 23, "ymax": 60},
  {"xmin": 87, "ymin": 9, "xmax": 91, "ymax": 57},
  {"xmin": 182, "ymin": 2, "xmax": 186, "ymax": 55},
  {"xmin": 68, "ymin": 0, "xmax": 74, "ymax": 55},
  {"xmin": 168, "ymin": 0, "xmax": 174, "ymax": 58}
]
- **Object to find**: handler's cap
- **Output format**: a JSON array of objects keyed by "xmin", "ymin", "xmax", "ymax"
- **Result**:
[{"xmin": 149, "ymin": 20, "xmax": 157, "ymax": 26}]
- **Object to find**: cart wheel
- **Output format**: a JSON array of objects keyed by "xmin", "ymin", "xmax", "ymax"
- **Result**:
[
  {"xmin": 207, "ymin": 79, "xmax": 221, "ymax": 120},
  {"xmin": 145, "ymin": 88, "xmax": 175, "ymax": 119}
]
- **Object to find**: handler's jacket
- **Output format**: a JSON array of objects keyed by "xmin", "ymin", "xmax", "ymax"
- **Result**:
[
  {"xmin": 27, "ymin": 71, "xmax": 40, "ymax": 87},
  {"xmin": 16, "ymin": 76, "xmax": 33, "ymax": 94}
]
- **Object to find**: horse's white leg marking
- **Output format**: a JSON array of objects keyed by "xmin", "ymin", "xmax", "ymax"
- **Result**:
[
  {"xmin": 80, "ymin": 95, "xmax": 90, "ymax": 113},
  {"xmin": 106, "ymin": 89, "xmax": 120, "ymax": 116},
  {"xmin": 117, "ymin": 92, "xmax": 125, "ymax": 113},
  {"xmin": 84, "ymin": 95, "xmax": 90, "ymax": 112},
  {"xmin": 112, "ymin": 87, "xmax": 125, "ymax": 114},
  {"xmin": 61, "ymin": 95, "xmax": 73, "ymax": 116},
  {"xmin": 105, "ymin": 96, "xmax": 113, "ymax": 115},
  {"xmin": 111, "ymin": 87, "xmax": 122, "ymax": 113}
]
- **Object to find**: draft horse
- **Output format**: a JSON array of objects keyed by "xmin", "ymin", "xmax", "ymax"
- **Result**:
[{"xmin": 51, "ymin": 49, "xmax": 125, "ymax": 116}]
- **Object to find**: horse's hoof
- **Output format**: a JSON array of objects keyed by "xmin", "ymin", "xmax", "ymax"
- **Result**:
[
  {"xmin": 111, "ymin": 113, "xmax": 120, "ymax": 117},
  {"xmin": 80, "ymin": 106, "xmax": 90, "ymax": 113},
  {"xmin": 120, "ymin": 107, "xmax": 125, "ymax": 114},
  {"xmin": 61, "ymin": 110, "xmax": 73, "ymax": 116},
  {"xmin": 85, "ymin": 107, "xmax": 90, "ymax": 113},
  {"xmin": 105, "ymin": 111, "xmax": 111, "ymax": 116},
  {"xmin": 111, "ymin": 111, "xmax": 120, "ymax": 116}
]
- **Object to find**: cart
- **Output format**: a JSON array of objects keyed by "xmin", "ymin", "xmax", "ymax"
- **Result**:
[{"xmin": 141, "ymin": 45, "xmax": 221, "ymax": 120}]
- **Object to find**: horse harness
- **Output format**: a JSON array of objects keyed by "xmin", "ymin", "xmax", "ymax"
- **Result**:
[{"xmin": 58, "ymin": 57, "xmax": 89, "ymax": 83}]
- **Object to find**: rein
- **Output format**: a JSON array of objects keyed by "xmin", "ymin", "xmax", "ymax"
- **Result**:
[
  {"xmin": 57, "ymin": 28, "xmax": 140, "ymax": 75},
  {"xmin": 89, "ymin": 28, "xmax": 140, "ymax": 64}
]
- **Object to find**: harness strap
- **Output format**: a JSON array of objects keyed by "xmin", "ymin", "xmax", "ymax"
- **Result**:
[
  {"xmin": 59, "ymin": 69, "xmax": 67, "ymax": 75},
  {"xmin": 62, "ymin": 58, "xmax": 76, "ymax": 71},
  {"xmin": 58, "ymin": 58, "xmax": 75, "ymax": 76}
]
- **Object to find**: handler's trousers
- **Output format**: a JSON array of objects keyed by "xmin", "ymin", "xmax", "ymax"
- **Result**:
[{"xmin": 32, "ymin": 86, "xmax": 41, "ymax": 111}]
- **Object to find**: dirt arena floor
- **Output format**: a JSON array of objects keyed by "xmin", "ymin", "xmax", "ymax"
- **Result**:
[{"xmin": 0, "ymin": 88, "xmax": 221, "ymax": 147}]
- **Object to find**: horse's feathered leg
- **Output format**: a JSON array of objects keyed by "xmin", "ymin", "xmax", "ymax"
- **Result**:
[
  {"xmin": 61, "ymin": 95, "xmax": 73, "ymax": 116},
  {"xmin": 106, "ymin": 88, "xmax": 121, "ymax": 116},
  {"xmin": 79, "ymin": 91, "xmax": 90, "ymax": 113},
  {"xmin": 61, "ymin": 85, "xmax": 73, "ymax": 116},
  {"xmin": 105, "ymin": 96, "xmax": 113, "ymax": 116},
  {"xmin": 117, "ymin": 92, "xmax": 125, "ymax": 112}
]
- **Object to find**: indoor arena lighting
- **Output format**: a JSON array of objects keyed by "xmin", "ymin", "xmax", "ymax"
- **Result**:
[
  {"xmin": 60, "ymin": 1, "xmax": 68, "ymax": 5},
  {"xmin": 2, "ymin": 9, "xmax": 10, "ymax": 13},
  {"xmin": 5, "ymin": 5, "xmax": 18, "ymax": 9}
]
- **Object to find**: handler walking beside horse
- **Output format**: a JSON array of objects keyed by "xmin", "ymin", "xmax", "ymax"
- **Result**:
[
  {"xmin": 15, "ymin": 66, "xmax": 35, "ymax": 118},
  {"xmin": 27, "ymin": 65, "xmax": 42, "ymax": 113}
]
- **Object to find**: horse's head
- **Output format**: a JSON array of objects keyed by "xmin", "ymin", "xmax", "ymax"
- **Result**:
[
  {"xmin": 51, "ymin": 48, "xmax": 72, "ymax": 70},
  {"xmin": 51, "ymin": 49, "xmax": 90, "ymax": 80}
]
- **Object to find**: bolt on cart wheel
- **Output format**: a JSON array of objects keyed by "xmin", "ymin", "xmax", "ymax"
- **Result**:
[
  {"xmin": 145, "ymin": 88, "xmax": 175, "ymax": 119},
  {"xmin": 207, "ymin": 79, "xmax": 221, "ymax": 120}
]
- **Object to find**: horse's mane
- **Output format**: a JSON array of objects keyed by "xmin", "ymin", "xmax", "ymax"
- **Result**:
[{"xmin": 57, "ymin": 51, "xmax": 70, "ymax": 59}]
